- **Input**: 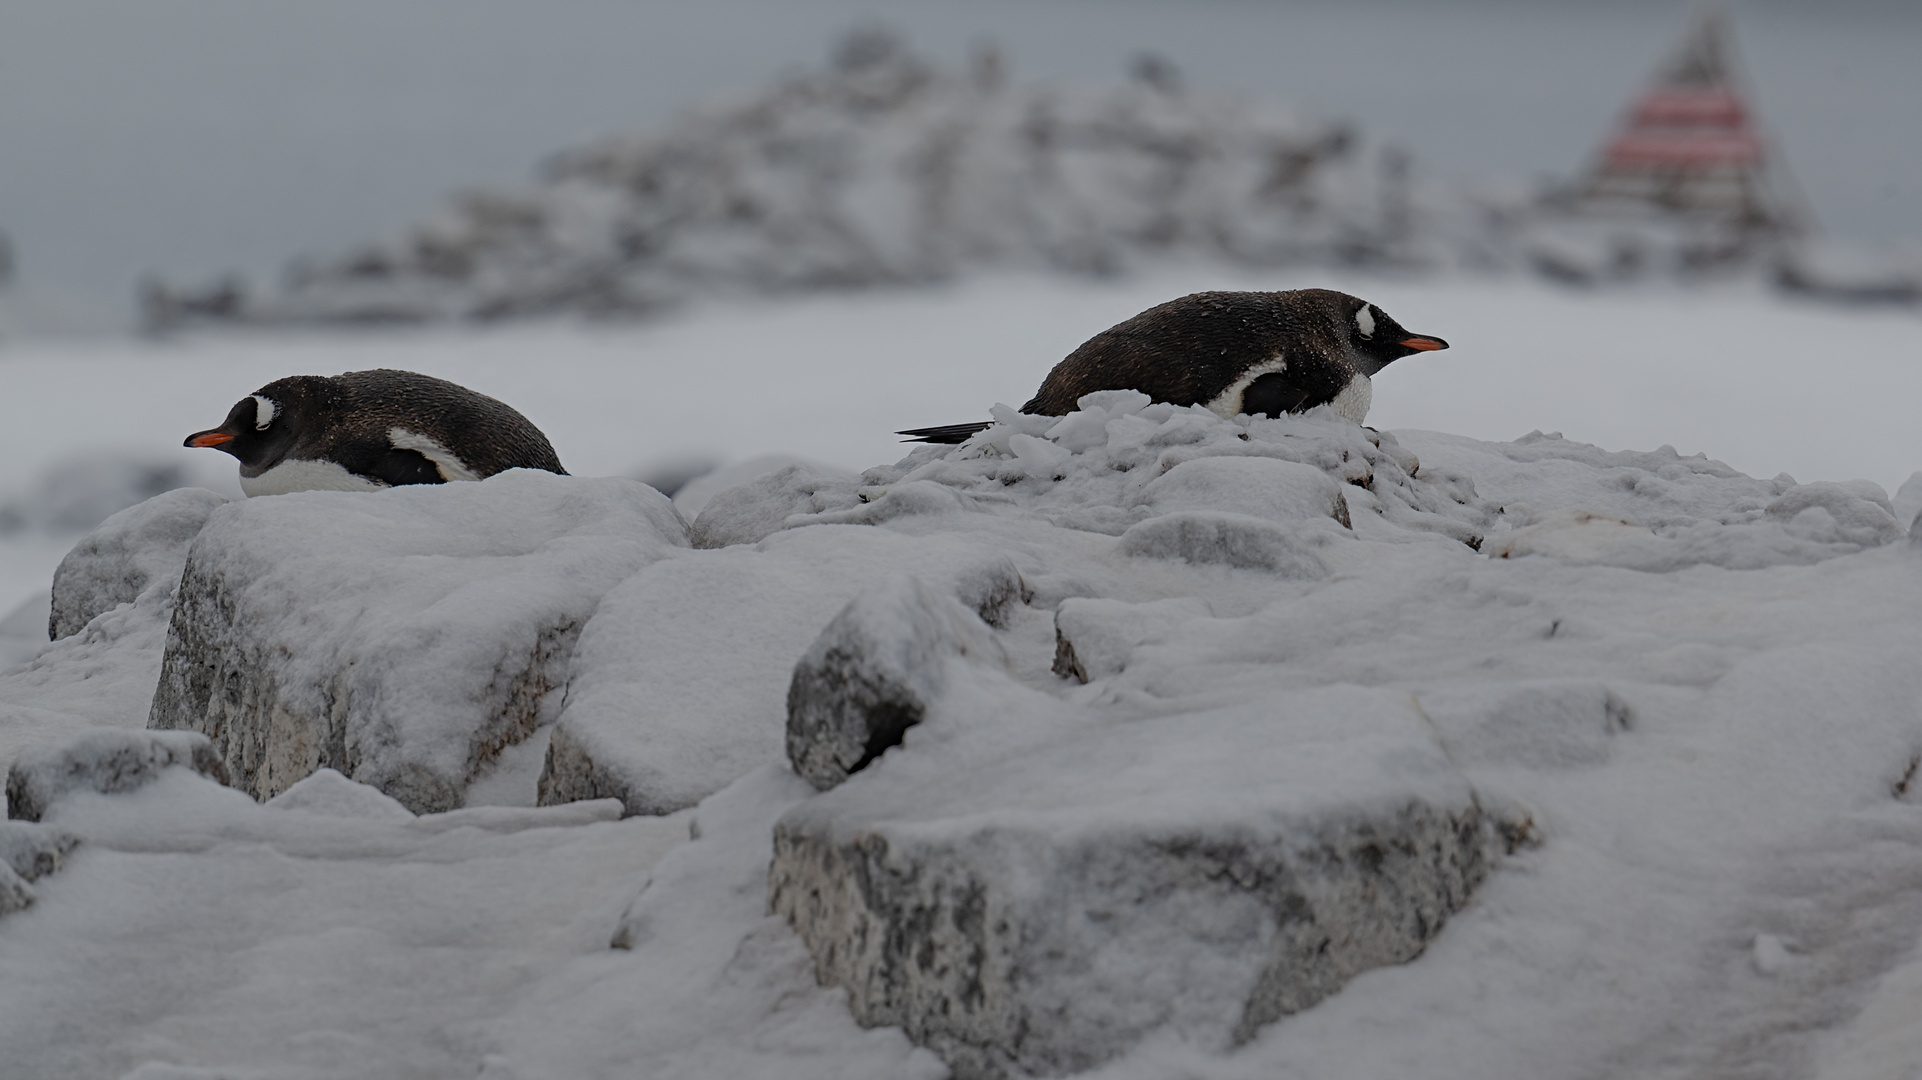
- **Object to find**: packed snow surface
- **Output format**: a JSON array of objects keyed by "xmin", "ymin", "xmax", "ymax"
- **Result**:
[{"xmin": 1, "ymin": 328, "xmax": 1921, "ymax": 1077}]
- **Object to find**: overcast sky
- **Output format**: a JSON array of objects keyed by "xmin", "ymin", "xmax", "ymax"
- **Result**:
[{"xmin": 1, "ymin": 0, "xmax": 1917, "ymax": 323}]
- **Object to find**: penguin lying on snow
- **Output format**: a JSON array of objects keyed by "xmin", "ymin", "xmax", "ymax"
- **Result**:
[
  {"xmin": 898, "ymin": 289, "xmax": 1447, "ymax": 443},
  {"xmin": 184, "ymin": 369, "xmax": 566, "ymax": 496}
]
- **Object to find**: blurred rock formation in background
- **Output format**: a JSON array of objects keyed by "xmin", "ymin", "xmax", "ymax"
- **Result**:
[{"xmin": 144, "ymin": 18, "xmax": 1918, "ymax": 332}]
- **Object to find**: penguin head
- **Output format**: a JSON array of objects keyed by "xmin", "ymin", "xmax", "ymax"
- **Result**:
[
  {"xmin": 1340, "ymin": 294, "xmax": 1447, "ymax": 375},
  {"xmin": 183, "ymin": 376, "xmax": 330, "ymax": 471}
]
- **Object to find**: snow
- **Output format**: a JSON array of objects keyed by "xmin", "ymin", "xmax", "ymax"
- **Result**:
[
  {"xmin": 0, "ymin": 763, "xmax": 691, "ymax": 1080},
  {"xmin": 0, "ymin": 273, "xmax": 1919, "ymax": 1077}
]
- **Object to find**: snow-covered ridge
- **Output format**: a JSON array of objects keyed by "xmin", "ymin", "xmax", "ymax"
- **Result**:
[
  {"xmin": 145, "ymin": 30, "xmax": 1424, "ymax": 329},
  {"xmin": 3, "ymin": 396, "xmax": 1922, "ymax": 1078}
]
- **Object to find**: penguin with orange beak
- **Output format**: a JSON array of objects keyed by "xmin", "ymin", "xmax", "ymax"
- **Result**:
[
  {"xmin": 185, "ymin": 368, "xmax": 565, "ymax": 496},
  {"xmin": 899, "ymin": 289, "xmax": 1448, "ymax": 442}
]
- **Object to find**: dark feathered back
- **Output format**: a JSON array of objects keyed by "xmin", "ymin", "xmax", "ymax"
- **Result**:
[
  {"xmin": 259, "ymin": 369, "xmax": 567, "ymax": 477},
  {"xmin": 1022, "ymin": 290, "xmax": 1352, "ymax": 415}
]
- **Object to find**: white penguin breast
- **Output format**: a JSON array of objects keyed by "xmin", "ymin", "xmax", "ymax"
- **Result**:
[
  {"xmin": 1329, "ymin": 374, "xmax": 1373, "ymax": 424},
  {"xmin": 240, "ymin": 459, "xmax": 387, "ymax": 497}
]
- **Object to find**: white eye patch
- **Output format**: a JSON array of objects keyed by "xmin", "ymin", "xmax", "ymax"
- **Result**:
[
  {"xmin": 1354, "ymin": 305, "xmax": 1376, "ymax": 339},
  {"xmin": 251, "ymin": 395, "xmax": 277, "ymax": 430}
]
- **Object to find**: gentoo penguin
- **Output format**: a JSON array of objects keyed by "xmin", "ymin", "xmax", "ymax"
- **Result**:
[
  {"xmin": 184, "ymin": 368, "xmax": 566, "ymax": 496},
  {"xmin": 898, "ymin": 289, "xmax": 1446, "ymax": 443}
]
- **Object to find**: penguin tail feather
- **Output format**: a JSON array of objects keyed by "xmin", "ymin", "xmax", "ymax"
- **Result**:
[{"xmin": 896, "ymin": 421, "xmax": 994, "ymax": 444}]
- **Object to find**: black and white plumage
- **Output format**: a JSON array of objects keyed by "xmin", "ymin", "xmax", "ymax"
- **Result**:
[
  {"xmin": 184, "ymin": 369, "xmax": 567, "ymax": 496},
  {"xmin": 898, "ymin": 289, "xmax": 1447, "ymax": 443}
]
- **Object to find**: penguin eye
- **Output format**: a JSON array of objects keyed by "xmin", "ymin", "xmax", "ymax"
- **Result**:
[
  {"xmin": 251, "ymin": 394, "xmax": 277, "ymax": 431},
  {"xmin": 1353, "ymin": 305, "xmax": 1376, "ymax": 340}
]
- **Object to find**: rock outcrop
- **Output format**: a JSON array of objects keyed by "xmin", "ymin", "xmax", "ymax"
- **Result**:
[
  {"xmin": 148, "ymin": 472, "xmax": 687, "ymax": 813},
  {"xmin": 6, "ymin": 727, "xmax": 227, "ymax": 822},
  {"xmin": 537, "ymin": 524, "xmax": 1024, "ymax": 811},
  {"xmin": 769, "ymin": 685, "xmax": 1495, "ymax": 1078},
  {"xmin": 784, "ymin": 573, "xmax": 1008, "ymax": 791}
]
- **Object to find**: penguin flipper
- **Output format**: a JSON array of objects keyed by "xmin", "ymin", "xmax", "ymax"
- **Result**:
[
  {"xmin": 360, "ymin": 447, "xmax": 448, "ymax": 486},
  {"xmin": 896, "ymin": 421, "xmax": 994, "ymax": 444}
]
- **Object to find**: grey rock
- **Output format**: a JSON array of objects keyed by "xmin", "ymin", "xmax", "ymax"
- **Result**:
[
  {"xmin": 147, "ymin": 473, "xmax": 686, "ymax": 813},
  {"xmin": 536, "ymin": 723, "xmax": 634, "ymax": 811},
  {"xmin": 49, "ymin": 487, "xmax": 229, "ymax": 639},
  {"xmin": 1050, "ymin": 596, "xmax": 1210, "ymax": 683},
  {"xmin": 540, "ymin": 533, "xmax": 1022, "ymax": 815},
  {"xmin": 1117, "ymin": 511, "xmax": 1329, "ymax": 577},
  {"xmin": 769, "ymin": 685, "xmax": 1493, "ymax": 1078},
  {"xmin": 7, "ymin": 727, "xmax": 227, "ymax": 822},
  {"xmin": 785, "ymin": 574, "xmax": 1003, "ymax": 791}
]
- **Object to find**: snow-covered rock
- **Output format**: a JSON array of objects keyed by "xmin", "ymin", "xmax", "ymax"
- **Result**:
[
  {"xmin": 0, "ymin": 819, "xmax": 81, "ymax": 915},
  {"xmin": 148, "ymin": 471, "xmax": 688, "ymax": 813},
  {"xmin": 1406, "ymin": 430, "xmax": 1907, "ymax": 570},
  {"xmin": 687, "ymin": 462, "xmax": 863, "ymax": 549},
  {"xmin": 6, "ymin": 727, "xmax": 226, "ymax": 822},
  {"xmin": 770, "ymin": 683, "xmax": 1495, "ymax": 1078},
  {"xmin": 48, "ymin": 487, "xmax": 228, "ymax": 640},
  {"xmin": 1050, "ymin": 596, "xmax": 1210, "ymax": 683},
  {"xmin": 784, "ymin": 572, "xmax": 1009, "ymax": 791},
  {"xmin": 147, "ymin": 31, "xmax": 1431, "ymax": 329},
  {"xmin": 538, "ymin": 528, "xmax": 1024, "ymax": 814},
  {"xmin": 8, "ymin": 363, "xmax": 1918, "ymax": 1079}
]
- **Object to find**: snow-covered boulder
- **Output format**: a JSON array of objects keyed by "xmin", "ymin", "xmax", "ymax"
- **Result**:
[
  {"xmin": 1406, "ymin": 430, "xmax": 1909, "ymax": 570},
  {"xmin": 48, "ymin": 487, "xmax": 228, "ymax": 640},
  {"xmin": 769, "ymin": 683, "xmax": 1495, "ymax": 1078},
  {"xmin": 1116, "ymin": 511, "xmax": 1331, "ymax": 575},
  {"xmin": 148, "ymin": 472, "xmax": 688, "ymax": 813},
  {"xmin": 687, "ymin": 463, "xmax": 863, "ymax": 549},
  {"xmin": 0, "ymin": 819, "xmax": 81, "ymax": 915},
  {"xmin": 538, "ymin": 523, "xmax": 1024, "ymax": 813},
  {"xmin": 1050, "ymin": 596, "xmax": 1210, "ymax": 683},
  {"xmin": 785, "ymin": 572, "xmax": 1010, "ymax": 791},
  {"xmin": 6, "ymin": 727, "xmax": 226, "ymax": 822}
]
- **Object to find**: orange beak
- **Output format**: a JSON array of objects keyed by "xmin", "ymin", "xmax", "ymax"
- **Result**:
[
  {"xmin": 186, "ymin": 430, "xmax": 235, "ymax": 448},
  {"xmin": 1399, "ymin": 337, "xmax": 1448, "ymax": 352}
]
